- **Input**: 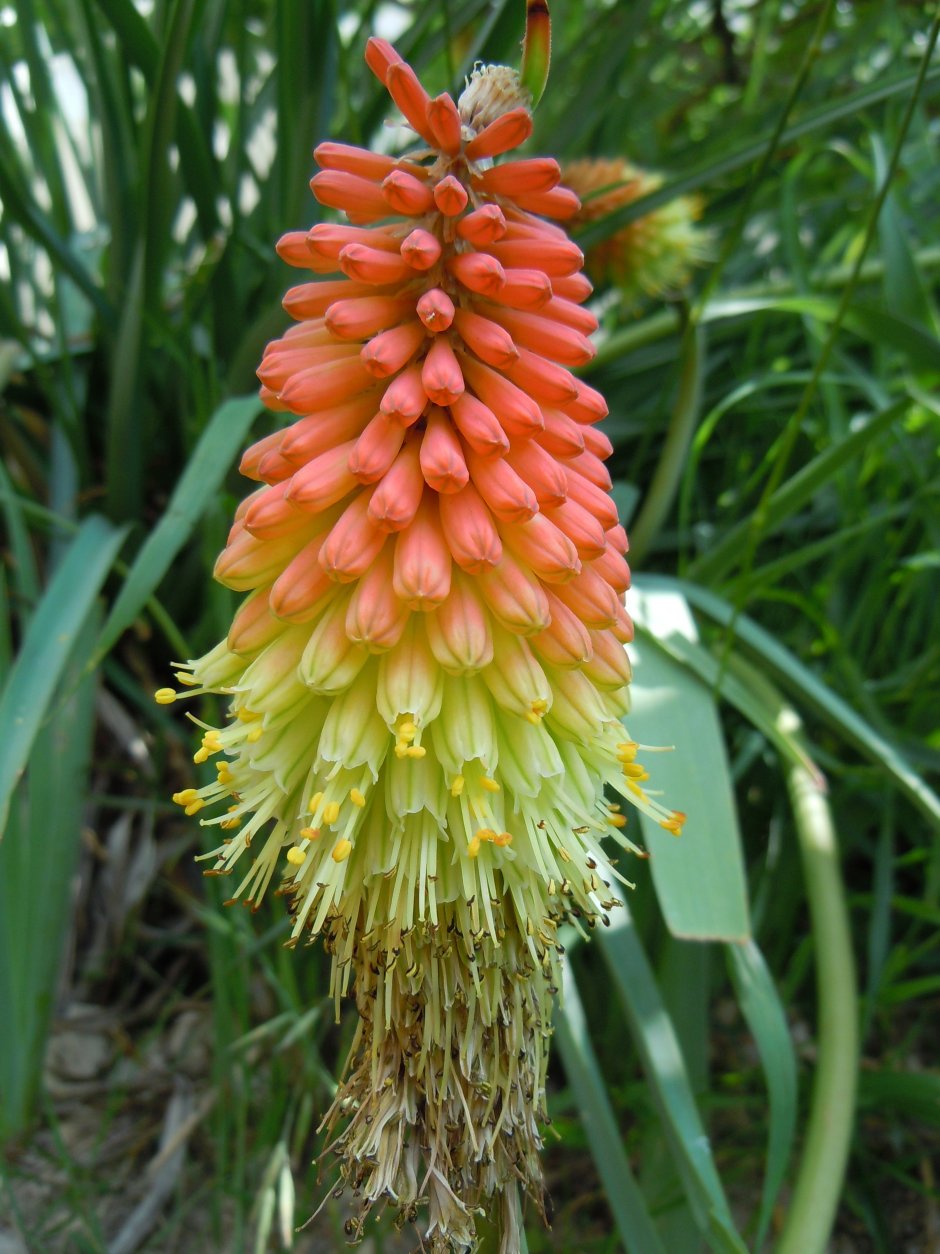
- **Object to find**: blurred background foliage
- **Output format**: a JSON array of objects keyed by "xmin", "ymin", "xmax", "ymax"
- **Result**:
[{"xmin": 1, "ymin": 0, "xmax": 939, "ymax": 1251}]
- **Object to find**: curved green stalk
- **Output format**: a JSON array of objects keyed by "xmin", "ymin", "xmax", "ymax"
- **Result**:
[
  {"xmin": 777, "ymin": 757, "xmax": 858, "ymax": 1254},
  {"xmin": 626, "ymin": 317, "xmax": 703, "ymax": 564}
]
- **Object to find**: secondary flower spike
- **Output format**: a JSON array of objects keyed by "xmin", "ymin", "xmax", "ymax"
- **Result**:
[{"xmin": 160, "ymin": 41, "xmax": 684, "ymax": 1254}]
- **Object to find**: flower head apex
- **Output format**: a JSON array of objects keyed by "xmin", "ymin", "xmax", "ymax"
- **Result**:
[{"xmin": 163, "ymin": 37, "xmax": 683, "ymax": 1254}]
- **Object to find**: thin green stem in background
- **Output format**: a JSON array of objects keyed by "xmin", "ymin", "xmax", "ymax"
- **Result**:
[{"xmin": 777, "ymin": 755, "xmax": 859, "ymax": 1254}]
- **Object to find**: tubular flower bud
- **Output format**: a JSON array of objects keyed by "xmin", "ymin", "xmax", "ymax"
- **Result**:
[{"xmin": 166, "ymin": 42, "xmax": 682, "ymax": 1254}]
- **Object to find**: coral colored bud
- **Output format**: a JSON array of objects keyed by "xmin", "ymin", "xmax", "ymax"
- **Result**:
[
  {"xmin": 283, "ymin": 279, "xmax": 381, "ymax": 321},
  {"xmin": 507, "ymin": 348, "xmax": 579, "ymax": 405},
  {"xmin": 310, "ymin": 170, "xmax": 389, "ymax": 220},
  {"xmin": 326, "ymin": 295, "xmax": 414, "ymax": 340},
  {"xmin": 244, "ymin": 483, "xmax": 309, "ymax": 540},
  {"xmin": 464, "ymin": 107, "xmax": 533, "ymax": 160},
  {"xmin": 464, "ymin": 445, "xmax": 538, "ymax": 522},
  {"xmin": 545, "ymin": 497, "xmax": 608, "ymax": 560},
  {"xmin": 483, "ymin": 307, "xmax": 596, "ymax": 367},
  {"xmin": 591, "ymin": 545, "xmax": 631, "ymax": 594},
  {"xmin": 612, "ymin": 601, "xmax": 635, "ymax": 643},
  {"xmin": 257, "ymin": 343, "xmax": 359, "ymax": 393},
  {"xmin": 486, "ymin": 267, "xmax": 552, "ymax": 312},
  {"xmin": 537, "ymin": 409, "xmax": 586, "ymax": 459},
  {"xmin": 348, "ymin": 412, "xmax": 405, "ymax": 483},
  {"xmin": 569, "ymin": 449, "xmax": 612, "ymax": 491},
  {"xmin": 383, "ymin": 169, "xmax": 434, "ymax": 216},
  {"xmin": 458, "ymin": 354, "xmax": 543, "ymax": 437},
  {"xmin": 446, "ymin": 251, "xmax": 505, "ymax": 297},
  {"xmin": 269, "ymin": 536, "xmax": 337, "ymax": 622},
  {"xmin": 401, "ymin": 228, "xmax": 442, "ymax": 270},
  {"xmin": 449, "ymin": 392, "xmax": 509, "ymax": 456},
  {"xmin": 481, "ymin": 623, "xmax": 552, "ymax": 718},
  {"xmin": 227, "ymin": 587, "xmax": 283, "ymax": 655},
  {"xmin": 240, "ymin": 429, "xmax": 285, "ymax": 482},
  {"xmin": 501, "ymin": 512, "xmax": 581, "ymax": 583},
  {"xmin": 552, "ymin": 272, "xmax": 595, "ymax": 306},
  {"xmin": 380, "ymin": 362, "xmax": 428, "ymax": 425},
  {"xmin": 416, "ymin": 288, "xmax": 455, "ymax": 332},
  {"xmin": 287, "ymin": 440, "xmax": 360, "ymax": 511},
  {"xmin": 583, "ymin": 424, "xmax": 614, "ymax": 460},
  {"xmin": 369, "ymin": 440, "xmax": 425, "ymax": 532},
  {"xmin": 486, "ymin": 237, "xmax": 584, "ymax": 277},
  {"xmin": 426, "ymin": 93, "xmax": 463, "ymax": 154},
  {"xmin": 530, "ymin": 591, "xmax": 594, "ymax": 668},
  {"xmin": 360, "ymin": 321, "xmax": 426, "ymax": 377},
  {"xmin": 513, "ymin": 185, "xmax": 581, "ymax": 220},
  {"xmin": 565, "ymin": 468, "xmax": 619, "ymax": 529},
  {"xmin": 425, "ymin": 573, "xmax": 494, "ymax": 673},
  {"xmin": 392, "ymin": 493, "xmax": 453, "ymax": 611},
  {"xmin": 583, "ymin": 628, "xmax": 633, "ymax": 689},
  {"xmin": 277, "ymin": 356, "xmax": 375, "ymax": 416},
  {"xmin": 607, "ymin": 523, "xmax": 630, "ymax": 555},
  {"xmin": 477, "ymin": 553, "xmax": 551, "ymax": 635},
  {"xmin": 214, "ymin": 525, "xmax": 314, "ymax": 592},
  {"xmin": 307, "ymin": 223, "xmax": 401, "ymax": 268},
  {"xmin": 421, "ymin": 337, "xmax": 464, "ymax": 406},
  {"xmin": 543, "ymin": 295, "xmax": 599, "ymax": 335},
  {"xmin": 506, "ymin": 438, "xmax": 569, "ymax": 507},
  {"xmin": 419, "ymin": 407, "xmax": 469, "ymax": 494},
  {"xmin": 364, "ymin": 36, "xmax": 402, "ymax": 85},
  {"xmin": 345, "ymin": 544, "xmax": 409, "ymax": 651},
  {"xmin": 385, "ymin": 62, "xmax": 437, "ymax": 146},
  {"xmin": 456, "ymin": 204, "xmax": 508, "ymax": 246},
  {"xmin": 433, "ymin": 175, "xmax": 469, "ymax": 216},
  {"xmin": 276, "ymin": 230, "xmax": 316, "ymax": 268},
  {"xmin": 552, "ymin": 565, "xmax": 623, "ymax": 629},
  {"xmin": 339, "ymin": 242, "xmax": 411, "ymax": 286},
  {"xmin": 314, "ymin": 140, "xmax": 424, "ymax": 183},
  {"xmin": 438, "ymin": 482, "xmax": 503, "ymax": 572},
  {"xmin": 453, "ymin": 308, "xmax": 518, "ymax": 369},
  {"xmin": 320, "ymin": 492, "xmax": 388, "ymax": 581},
  {"xmin": 476, "ymin": 158, "xmax": 560, "ymax": 198}
]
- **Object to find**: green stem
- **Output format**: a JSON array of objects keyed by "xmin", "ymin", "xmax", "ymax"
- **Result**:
[
  {"xmin": 777, "ymin": 759, "xmax": 858, "ymax": 1254},
  {"xmin": 626, "ymin": 317, "xmax": 703, "ymax": 564}
]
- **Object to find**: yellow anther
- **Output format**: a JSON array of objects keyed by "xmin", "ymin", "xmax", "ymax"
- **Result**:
[
  {"xmin": 236, "ymin": 707, "xmax": 262, "ymax": 722},
  {"xmin": 524, "ymin": 710, "xmax": 542, "ymax": 725},
  {"xmin": 308, "ymin": 791, "xmax": 324, "ymax": 813},
  {"xmin": 220, "ymin": 818, "xmax": 240, "ymax": 830},
  {"xmin": 609, "ymin": 802, "xmax": 621, "ymax": 812},
  {"xmin": 397, "ymin": 720, "xmax": 417, "ymax": 742},
  {"xmin": 477, "ymin": 828, "xmax": 497, "ymax": 843},
  {"xmin": 349, "ymin": 788, "xmax": 366, "ymax": 807},
  {"xmin": 531, "ymin": 699, "xmax": 549, "ymax": 715},
  {"xmin": 494, "ymin": 831, "xmax": 513, "ymax": 847},
  {"xmin": 203, "ymin": 731, "xmax": 223, "ymax": 751},
  {"xmin": 332, "ymin": 839, "xmax": 353, "ymax": 863},
  {"xmin": 450, "ymin": 775, "xmax": 465, "ymax": 797},
  {"xmin": 193, "ymin": 748, "xmax": 210, "ymax": 764},
  {"xmin": 246, "ymin": 726, "xmax": 264, "ymax": 743},
  {"xmin": 405, "ymin": 745, "xmax": 426, "ymax": 759},
  {"xmin": 625, "ymin": 781, "xmax": 648, "ymax": 800},
  {"xmin": 154, "ymin": 688, "xmax": 177, "ymax": 705},
  {"xmin": 659, "ymin": 811, "xmax": 686, "ymax": 836},
  {"xmin": 322, "ymin": 801, "xmax": 341, "ymax": 825},
  {"xmin": 480, "ymin": 777, "xmax": 500, "ymax": 793},
  {"xmin": 172, "ymin": 788, "xmax": 197, "ymax": 806},
  {"xmin": 184, "ymin": 799, "xmax": 205, "ymax": 816},
  {"xmin": 216, "ymin": 762, "xmax": 231, "ymax": 779},
  {"xmin": 394, "ymin": 743, "xmax": 408, "ymax": 758},
  {"xmin": 286, "ymin": 847, "xmax": 307, "ymax": 866},
  {"xmin": 174, "ymin": 673, "xmax": 198, "ymax": 687},
  {"xmin": 617, "ymin": 741, "xmax": 638, "ymax": 761},
  {"xmin": 299, "ymin": 826, "xmax": 320, "ymax": 840},
  {"xmin": 622, "ymin": 762, "xmax": 649, "ymax": 780},
  {"xmin": 609, "ymin": 813, "xmax": 628, "ymax": 828},
  {"xmin": 467, "ymin": 836, "xmax": 481, "ymax": 858}
]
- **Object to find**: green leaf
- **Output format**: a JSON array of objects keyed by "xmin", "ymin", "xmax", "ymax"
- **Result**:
[
  {"xmin": 726, "ymin": 939, "xmax": 799, "ymax": 1248},
  {"xmin": 95, "ymin": 394, "xmax": 263, "ymax": 664},
  {"xmin": 628, "ymin": 586, "xmax": 751, "ymax": 942},
  {"xmin": 0, "ymin": 515, "xmax": 124, "ymax": 834},
  {"xmin": 554, "ymin": 961, "xmax": 669, "ymax": 1254}
]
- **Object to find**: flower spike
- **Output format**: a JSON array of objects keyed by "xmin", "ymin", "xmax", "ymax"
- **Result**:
[{"xmin": 163, "ymin": 34, "xmax": 683, "ymax": 1254}]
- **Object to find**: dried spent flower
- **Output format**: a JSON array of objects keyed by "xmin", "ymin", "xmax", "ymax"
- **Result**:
[
  {"xmin": 160, "ymin": 39, "xmax": 683, "ymax": 1254},
  {"xmin": 564, "ymin": 156, "xmax": 710, "ymax": 301}
]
